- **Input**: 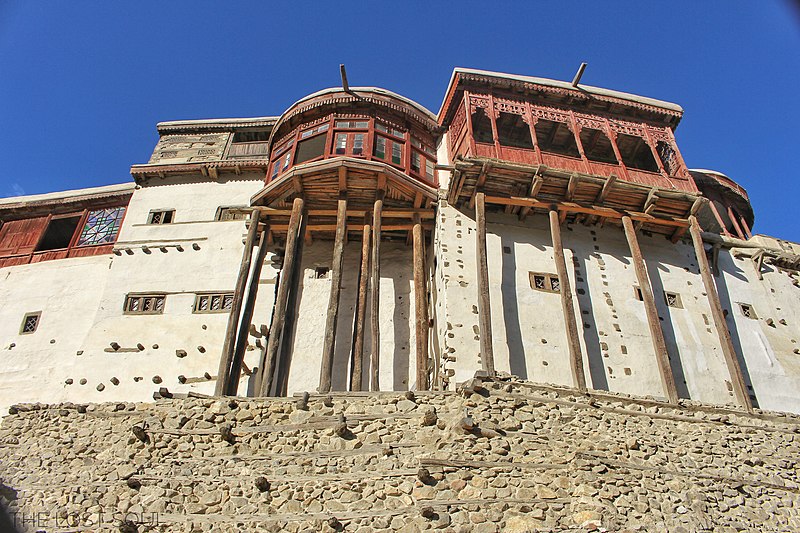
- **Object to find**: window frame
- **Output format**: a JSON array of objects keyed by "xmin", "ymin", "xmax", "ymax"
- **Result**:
[
  {"xmin": 19, "ymin": 312, "xmax": 41, "ymax": 335},
  {"xmin": 193, "ymin": 292, "xmax": 234, "ymax": 314},
  {"xmin": 124, "ymin": 293, "xmax": 167, "ymax": 315},
  {"xmin": 215, "ymin": 206, "xmax": 250, "ymax": 222},
  {"xmin": 529, "ymin": 272, "xmax": 561, "ymax": 293},
  {"xmin": 147, "ymin": 209, "xmax": 175, "ymax": 225}
]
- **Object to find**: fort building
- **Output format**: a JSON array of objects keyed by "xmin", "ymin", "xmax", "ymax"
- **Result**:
[{"xmin": 1, "ymin": 68, "xmax": 799, "ymax": 416}]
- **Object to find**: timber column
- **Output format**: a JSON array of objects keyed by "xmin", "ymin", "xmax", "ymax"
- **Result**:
[
  {"xmin": 257, "ymin": 197, "xmax": 304, "ymax": 396},
  {"xmin": 689, "ymin": 216, "xmax": 753, "ymax": 412},
  {"xmin": 549, "ymin": 209, "xmax": 586, "ymax": 391},
  {"xmin": 474, "ymin": 192, "xmax": 495, "ymax": 375},
  {"xmin": 350, "ymin": 222, "xmax": 371, "ymax": 391},
  {"xmin": 412, "ymin": 215, "xmax": 429, "ymax": 390},
  {"xmin": 622, "ymin": 215, "xmax": 678, "ymax": 403},
  {"xmin": 319, "ymin": 195, "xmax": 347, "ymax": 393},
  {"xmin": 370, "ymin": 189, "xmax": 384, "ymax": 391},
  {"xmin": 215, "ymin": 209, "xmax": 261, "ymax": 396}
]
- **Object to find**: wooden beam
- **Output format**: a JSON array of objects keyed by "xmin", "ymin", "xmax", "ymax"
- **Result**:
[
  {"xmin": 370, "ymin": 191, "xmax": 384, "ymax": 391},
  {"xmin": 469, "ymin": 161, "xmax": 491, "ymax": 209},
  {"xmin": 253, "ymin": 207, "xmax": 435, "ymax": 219},
  {"xmin": 518, "ymin": 169, "xmax": 544, "ymax": 221},
  {"xmin": 483, "ymin": 195, "xmax": 690, "ymax": 229},
  {"xmin": 549, "ymin": 209, "xmax": 586, "ymax": 391},
  {"xmin": 257, "ymin": 198, "xmax": 304, "ymax": 396},
  {"xmin": 227, "ymin": 223, "xmax": 270, "ymax": 395},
  {"xmin": 413, "ymin": 216, "xmax": 429, "ymax": 390},
  {"xmin": 689, "ymin": 216, "xmax": 753, "ymax": 413},
  {"xmin": 566, "ymin": 173, "xmax": 579, "ymax": 201},
  {"xmin": 728, "ymin": 206, "xmax": 746, "ymax": 240},
  {"xmin": 350, "ymin": 223, "xmax": 371, "ymax": 391},
  {"xmin": 596, "ymin": 174, "xmax": 617, "ymax": 204},
  {"xmin": 319, "ymin": 196, "xmax": 347, "ymax": 393},
  {"xmin": 338, "ymin": 166, "xmax": 347, "ymax": 193},
  {"xmin": 267, "ymin": 223, "xmax": 433, "ymax": 232},
  {"xmin": 475, "ymin": 192, "xmax": 495, "ymax": 375},
  {"xmin": 215, "ymin": 210, "xmax": 260, "ymax": 396},
  {"xmin": 622, "ymin": 216, "xmax": 678, "ymax": 404}
]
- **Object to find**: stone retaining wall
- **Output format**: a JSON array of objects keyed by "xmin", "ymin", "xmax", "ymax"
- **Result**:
[{"xmin": 1, "ymin": 381, "xmax": 799, "ymax": 532}]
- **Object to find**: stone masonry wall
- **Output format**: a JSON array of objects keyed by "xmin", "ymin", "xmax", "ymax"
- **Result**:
[{"xmin": 1, "ymin": 381, "xmax": 799, "ymax": 532}]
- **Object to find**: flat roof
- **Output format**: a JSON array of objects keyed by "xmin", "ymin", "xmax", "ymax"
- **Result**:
[
  {"xmin": 439, "ymin": 67, "xmax": 684, "ymax": 117},
  {"xmin": 0, "ymin": 182, "xmax": 135, "ymax": 208}
]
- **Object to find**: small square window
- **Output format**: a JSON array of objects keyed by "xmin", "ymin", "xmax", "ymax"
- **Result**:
[
  {"xmin": 194, "ymin": 292, "xmax": 234, "ymax": 313},
  {"xmin": 20, "ymin": 312, "xmax": 40, "ymax": 334},
  {"xmin": 216, "ymin": 207, "xmax": 249, "ymax": 221},
  {"xmin": 664, "ymin": 291, "xmax": 683, "ymax": 308},
  {"xmin": 634, "ymin": 286, "xmax": 643, "ymax": 301},
  {"xmin": 314, "ymin": 266, "xmax": 330, "ymax": 279},
  {"xmin": 148, "ymin": 210, "xmax": 174, "ymax": 225},
  {"xmin": 530, "ymin": 272, "xmax": 560, "ymax": 293},
  {"xmin": 739, "ymin": 303, "xmax": 757, "ymax": 319},
  {"xmin": 125, "ymin": 294, "xmax": 166, "ymax": 315}
]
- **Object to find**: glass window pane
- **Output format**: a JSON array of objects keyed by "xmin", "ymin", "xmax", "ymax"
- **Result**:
[
  {"xmin": 374, "ymin": 136, "xmax": 386, "ymax": 159},
  {"xmin": 77, "ymin": 207, "xmax": 125, "ymax": 246},
  {"xmin": 391, "ymin": 142, "xmax": 402, "ymax": 165},
  {"xmin": 425, "ymin": 159, "xmax": 435, "ymax": 180},
  {"xmin": 335, "ymin": 133, "xmax": 347, "ymax": 155},
  {"xmin": 353, "ymin": 134, "xmax": 364, "ymax": 156},
  {"xmin": 411, "ymin": 152, "xmax": 421, "ymax": 172}
]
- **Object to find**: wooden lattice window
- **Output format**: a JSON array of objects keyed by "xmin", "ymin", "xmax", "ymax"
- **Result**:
[
  {"xmin": 148, "ymin": 210, "xmax": 174, "ymax": 225},
  {"xmin": 20, "ymin": 312, "xmax": 40, "ymax": 334},
  {"xmin": 125, "ymin": 294, "xmax": 166, "ymax": 315},
  {"xmin": 194, "ymin": 293, "xmax": 234, "ymax": 313},
  {"xmin": 530, "ymin": 272, "xmax": 560, "ymax": 293},
  {"xmin": 76, "ymin": 207, "xmax": 125, "ymax": 246},
  {"xmin": 739, "ymin": 303, "xmax": 757, "ymax": 319},
  {"xmin": 664, "ymin": 291, "xmax": 683, "ymax": 309}
]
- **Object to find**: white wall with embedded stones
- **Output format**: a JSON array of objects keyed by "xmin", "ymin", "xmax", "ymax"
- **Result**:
[{"xmin": 431, "ymin": 202, "xmax": 800, "ymax": 412}]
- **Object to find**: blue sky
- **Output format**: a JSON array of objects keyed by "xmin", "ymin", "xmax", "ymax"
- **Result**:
[{"xmin": 1, "ymin": 2, "xmax": 798, "ymax": 240}]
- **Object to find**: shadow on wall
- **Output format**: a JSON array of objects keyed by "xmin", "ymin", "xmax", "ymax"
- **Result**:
[
  {"xmin": 500, "ymin": 235, "xmax": 528, "ymax": 380},
  {"xmin": 714, "ymin": 258, "xmax": 760, "ymax": 408},
  {"xmin": 575, "ymin": 252, "xmax": 609, "ymax": 392},
  {"xmin": 649, "ymin": 261, "xmax": 691, "ymax": 400},
  {"xmin": 392, "ymin": 274, "xmax": 411, "ymax": 390}
]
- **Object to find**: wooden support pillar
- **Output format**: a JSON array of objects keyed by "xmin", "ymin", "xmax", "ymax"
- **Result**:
[
  {"xmin": 475, "ymin": 192, "xmax": 495, "ymax": 375},
  {"xmin": 412, "ymin": 216, "xmax": 430, "ymax": 390},
  {"xmin": 227, "ymin": 223, "xmax": 270, "ymax": 395},
  {"xmin": 370, "ymin": 191, "xmax": 384, "ymax": 391},
  {"xmin": 319, "ymin": 196, "xmax": 347, "ymax": 393},
  {"xmin": 740, "ymin": 216, "xmax": 752, "ymax": 239},
  {"xmin": 728, "ymin": 206, "xmax": 746, "ymax": 240},
  {"xmin": 215, "ymin": 209, "xmax": 261, "ymax": 396},
  {"xmin": 708, "ymin": 201, "xmax": 731, "ymax": 237},
  {"xmin": 350, "ymin": 222, "xmax": 371, "ymax": 391},
  {"xmin": 549, "ymin": 209, "xmax": 586, "ymax": 391},
  {"xmin": 622, "ymin": 216, "xmax": 678, "ymax": 404},
  {"xmin": 689, "ymin": 216, "xmax": 753, "ymax": 412},
  {"xmin": 257, "ymin": 197, "xmax": 304, "ymax": 396}
]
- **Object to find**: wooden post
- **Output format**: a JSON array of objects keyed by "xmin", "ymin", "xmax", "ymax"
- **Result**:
[
  {"xmin": 412, "ymin": 216, "xmax": 430, "ymax": 390},
  {"xmin": 727, "ymin": 206, "xmax": 746, "ymax": 240},
  {"xmin": 475, "ymin": 192, "xmax": 495, "ymax": 375},
  {"xmin": 370, "ymin": 191, "xmax": 384, "ymax": 391},
  {"xmin": 319, "ymin": 196, "xmax": 347, "ymax": 393},
  {"xmin": 215, "ymin": 209, "xmax": 260, "ymax": 396},
  {"xmin": 274, "ymin": 213, "xmax": 307, "ymax": 397},
  {"xmin": 549, "ymin": 209, "xmax": 586, "ymax": 391},
  {"xmin": 350, "ymin": 223, "xmax": 371, "ymax": 391},
  {"xmin": 257, "ymin": 198, "xmax": 304, "ymax": 396},
  {"xmin": 622, "ymin": 216, "xmax": 679, "ymax": 404},
  {"xmin": 689, "ymin": 216, "xmax": 753, "ymax": 412},
  {"xmin": 227, "ymin": 224, "xmax": 270, "ymax": 395}
]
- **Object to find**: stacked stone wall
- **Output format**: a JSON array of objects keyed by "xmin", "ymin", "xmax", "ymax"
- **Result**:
[{"xmin": 1, "ymin": 381, "xmax": 799, "ymax": 532}]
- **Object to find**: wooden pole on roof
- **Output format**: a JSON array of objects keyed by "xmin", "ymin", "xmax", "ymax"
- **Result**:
[
  {"xmin": 549, "ymin": 209, "xmax": 586, "ymax": 391},
  {"xmin": 475, "ymin": 192, "xmax": 495, "ymax": 375},
  {"xmin": 215, "ymin": 209, "xmax": 260, "ymax": 396},
  {"xmin": 228, "ymin": 222, "xmax": 270, "ymax": 395},
  {"xmin": 319, "ymin": 195, "xmax": 347, "ymax": 393},
  {"xmin": 257, "ymin": 197, "xmax": 304, "ymax": 396},
  {"xmin": 350, "ymin": 220, "xmax": 371, "ymax": 391},
  {"xmin": 622, "ymin": 215, "xmax": 678, "ymax": 404},
  {"xmin": 370, "ymin": 189, "xmax": 384, "ymax": 391},
  {"xmin": 412, "ymin": 215, "xmax": 430, "ymax": 390},
  {"xmin": 689, "ymin": 216, "xmax": 753, "ymax": 413}
]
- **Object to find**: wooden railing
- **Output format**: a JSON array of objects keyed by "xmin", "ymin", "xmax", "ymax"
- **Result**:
[{"xmin": 227, "ymin": 142, "xmax": 269, "ymax": 159}]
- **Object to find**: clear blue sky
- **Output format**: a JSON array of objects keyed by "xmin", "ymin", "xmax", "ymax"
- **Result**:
[{"xmin": 1, "ymin": 2, "xmax": 798, "ymax": 240}]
